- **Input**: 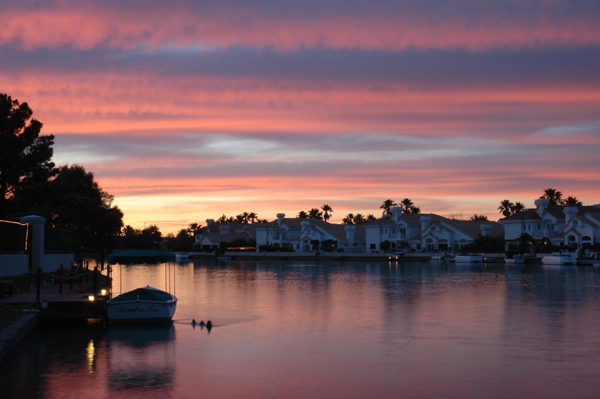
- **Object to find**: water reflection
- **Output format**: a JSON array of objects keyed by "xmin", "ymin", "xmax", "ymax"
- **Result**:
[
  {"xmin": 107, "ymin": 325, "xmax": 176, "ymax": 391},
  {"xmin": 1, "ymin": 260, "xmax": 600, "ymax": 398}
]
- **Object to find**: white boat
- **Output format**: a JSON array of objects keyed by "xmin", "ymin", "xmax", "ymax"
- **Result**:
[
  {"xmin": 504, "ymin": 257, "xmax": 525, "ymax": 264},
  {"xmin": 542, "ymin": 254, "xmax": 576, "ymax": 266},
  {"xmin": 388, "ymin": 251, "xmax": 406, "ymax": 260},
  {"xmin": 175, "ymin": 253, "xmax": 189, "ymax": 261},
  {"xmin": 107, "ymin": 285, "xmax": 178, "ymax": 323},
  {"xmin": 454, "ymin": 254, "xmax": 483, "ymax": 263}
]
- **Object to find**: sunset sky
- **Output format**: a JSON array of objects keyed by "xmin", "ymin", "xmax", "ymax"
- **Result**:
[{"xmin": 2, "ymin": 0, "xmax": 599, "ymax": 233}]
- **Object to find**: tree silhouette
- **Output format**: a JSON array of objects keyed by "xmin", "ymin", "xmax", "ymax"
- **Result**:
[
  {"xmin": 353, "ymin": 213, "xmax": 366, "ymax": 224},
  {"xmin": 342, "ymin": 213, "xmax": 355, "ymax": 225},
  {"xmin": 26, "ymin": 164, "xmax": 124, "ymax": 250},
  {"xmin": 248, "ymin": 212, "xmax": 257, "ymax": 223},
  {"xmin": 498, "ymin": 199, "xmax": 514, "ymax": 217},
  {"xmin": 469, "ymin": 214, "xmax": 488, "ymax": 221},
  {"xmin": 0, "ymin": 93, "xmax": 56, "ymax": 218},
  {"xmin": 562, "ymin": 196, "xmax": 582, "ymax": 206},
  {"xmin": 512, "ymin": 202, "xmax": 525, "ymax": 214},
  {"xmin": 542, "ymin": 188, "xmax": 563, "ymax": 205},
  {"xmin": 321, "ymin": 204, "xmax": 333, "ymax": 221},
  {"xmin": 297, "ymin": 210, "xmax": 308, "ymax": 219},
  {"xmin": 380, "ymin": 199, "xmax": 397, "ymax": 215},
  {"xmin": 308, "ymin": 208, "xmax": 323, "ymax": 220}
]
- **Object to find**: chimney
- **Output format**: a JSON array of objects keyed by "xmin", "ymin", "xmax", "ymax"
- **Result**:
[
  {"xmin": 420, "ymin": 216, "xmax": 431, "ymax": 233},
  {"xmin": 276, "ymin": 213, "xmax": 285, "ymax": 227},
  {"xmin": 563, "ymin": 207, "xmax": 578, "ymax": 223},
  {"xmin": 345, "ymin": 225, "xmax": 356, "ymax": 246},
  {"xmin": 480, "ymin": 224, "xmax": 492, "ymax": 237},
  {"xmin": 220, "ymin": 225, "xmax": 230, "ymax": 235},
  {"xmin": 300, "ymin": 220, "xmax": 311, "ymax": 232},
  {"xmin": 534, "ymin": 198, "xmax": 549, "ymax": 217},
  {"xmin": 205, "ymin": 219, "xmax": 214, "ymax": 234},
  {"xmin": 391, "ymin": 206, "xmax": 404, "ymax": 223}
]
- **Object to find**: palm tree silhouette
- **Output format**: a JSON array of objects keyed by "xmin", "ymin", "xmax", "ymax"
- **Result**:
[
  {"xmin": 380, "ymin": 199, "xmax": 397, "ymax": 215},
  {"xmin": 321, "ymin": 204, "xmax": 333, "ymax": 221},
  {"xmin": 512, "ymin": 202, "xmax": 525, "ymax": 214},
  {"xmin": 542, "ymin": 188, "xmax": 563, "ymax": 205},
  {"xmin": 342, "ymin": 213, "xmax": 355, "ymax": 225},
  {"xmin": 498, "ymin": 199, "xmax": 514, "ymax": 217},
  {"xmin": 308, "ymin": 208, "xmax": 323, "ymax": 220},
  {"xmin": 562, "ymin": 196, "xmax": 582, "ymax": 206}
]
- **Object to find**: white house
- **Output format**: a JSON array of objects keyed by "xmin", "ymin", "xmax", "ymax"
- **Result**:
[
  {"xmin": 194, "ymin": 219, "xmax": 258, "ymax": 250},
  {"xmin": 365, "ymin": 207, "xmax": 504, "ymax": 253},
  {"xmin": 501, "ymin": 198, "xmax": 600, "ymax": 250},
  {"xmin": 255, "ymin": 214, "xmax": 366, "ymax": 253}
]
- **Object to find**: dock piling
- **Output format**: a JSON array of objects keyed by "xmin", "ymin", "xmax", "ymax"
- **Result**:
[
  {"xmin": 58, "ymin": 265, "xmax": 63, "ymax": 294},
  {"xmin": 36, "ymin": 267, "xmax": 41, "ymax": 307},
  {"xmin": 93, "ymin": 266, "xmax": 98, "ymax": 298}
]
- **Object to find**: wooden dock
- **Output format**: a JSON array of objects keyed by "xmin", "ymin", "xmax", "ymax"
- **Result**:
[{"xmin": 0, "ymin": 282, "xmax": 107, "ymax": 322}]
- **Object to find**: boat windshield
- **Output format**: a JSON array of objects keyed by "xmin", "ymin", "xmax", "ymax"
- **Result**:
[{"xmin": 111, "ymin": 287, "xmax": 174, "ymax": 303}]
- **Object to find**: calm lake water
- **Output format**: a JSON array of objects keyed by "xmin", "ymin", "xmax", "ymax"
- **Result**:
[{"xmin": 2, "ymin": 260, "xmax": 600, "ymax": 398}]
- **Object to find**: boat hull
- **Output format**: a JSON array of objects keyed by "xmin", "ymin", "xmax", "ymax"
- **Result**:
[
  {"xmin": 504, "ymin": 258, "xmax": 525, "ymax": 264},
  {"xmin": 542, "ymin": 255, "xmax": 576, "ymax": 266},
  {"xmin": 454, "ymin": 254, "xmax": 483, "ymax": 263},
  {"xmin": 107, "ymin": 300, "xmax": 177, "ymax": 323}
]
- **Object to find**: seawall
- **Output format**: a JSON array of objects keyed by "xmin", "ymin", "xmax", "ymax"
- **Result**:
[{"xmin": 0, "ymin": 312, "xmax": 40, "ymax": 366}]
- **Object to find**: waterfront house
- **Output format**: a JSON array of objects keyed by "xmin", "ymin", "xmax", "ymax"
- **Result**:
[
  {"xmin": 364, "ymin": 207, "xmax": 504, "ymax": 253},
  {"xmin": 254, "ymin": 214, "xmax": 366, "ymax": 253},
  {"xmin": 194, "ymin": 219, "xmax": 258, "ymax": 250},
  {"xmin": 501, "ymin": 198, "xmax": 600, "ymax": 250}
]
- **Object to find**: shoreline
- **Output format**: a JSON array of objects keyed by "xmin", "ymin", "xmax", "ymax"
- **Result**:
[{"xmin": 0, "ymin": 312, "xmax": 39, "ymax": 366}]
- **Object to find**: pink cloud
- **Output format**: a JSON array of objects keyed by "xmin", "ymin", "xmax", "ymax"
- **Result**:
[{"xmin": 1, "ymin": 2, "xmax": 598, "ymax": 52}]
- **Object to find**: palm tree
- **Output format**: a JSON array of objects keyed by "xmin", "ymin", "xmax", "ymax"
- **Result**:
[
  {"xmin": 217, "ymin": 214, "xmax": 228, "ymax": 223},
  {"xmin": 187, "ymin": 223, "xmax": 201, "ymax": 235},
  {"xmin": 297, "ymin": 210, "xmax": 308, "ymax": 219},
  {"xmin": 400, "ymin": 198, "xmax": 414, "ymax": 213},
  {"xmin": 242, "ymin": 212, "xmax": 250, "ymax": 223},
  {"xmin": 366, "ymin": 214, "xmax": 376, "ymax": 221},
  {"xmin": 511, "ymin": 202, "xmax": 525, "ymax": 214},
  {"xmin": 498, "ymin": 199, "xmax": 514, "ymax": 217},
  {"xmin": 409, "ymin": 206, "xmax": 421, "ymax": 214},
  {"xmin": 562, "ymin": 196, "xmax": 582, "ymax": 206},
  {"xmin": 308, "ymin": 208, "xmax": 323, "ymax": 220},
  {"xmin": 518, "ymin": 232, "xmax": 535, "ymax": 253},
  {"xmin": 342, "ymin": 213, "xmax": 355, "ymax": 225},
  {"xmin": 352, "ymin": 213, "xmax": 363, "ymax": 224},
  {"xmin": 321, "ymin": 204, "xmax": 333, "ymax": 221},
  {"xmin": 542, "ymin": 188, "xmax": 563, "ymax": 205},
  {"xmin": 380, "ymin": 199, "xmax": 397, "ymax": 215},
  {"xmin": 469, "ymin": 214, "xmax": 488, "ymax": 221},
  {"xmin": 248, "ymin": 212, "xmax": 257, "ymax": 223}
]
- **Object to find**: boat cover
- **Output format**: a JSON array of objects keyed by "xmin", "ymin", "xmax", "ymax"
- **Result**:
[
  {"xmin": 110, "ymin": 286, "xmax": 174, "ymax": 303},
  {"xmin": 107, "ymin": 250, "xmax": 176, "ymax": 265}
]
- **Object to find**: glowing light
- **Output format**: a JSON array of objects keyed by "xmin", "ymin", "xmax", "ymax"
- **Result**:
[
  {"xmin": 88, "ymin": 295, "xmax": 95, "ymax": 302},
  {"xmin": 86, "ymin": 340, "xmax": 95, "ymax": 373}
]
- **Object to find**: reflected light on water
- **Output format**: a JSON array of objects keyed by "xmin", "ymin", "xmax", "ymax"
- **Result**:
[{"xmin": 86, "ymin": 340, "xmax": 95, "ymax": 374}]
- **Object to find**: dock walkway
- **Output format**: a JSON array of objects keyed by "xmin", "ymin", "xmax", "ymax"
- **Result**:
[
  {"xmin": 0, "ymin": 282, "xmax": 106, "ymax": 322},
  {"xmin": 0, "ymin": 282, "xmax": 92, "ymax": 304}
]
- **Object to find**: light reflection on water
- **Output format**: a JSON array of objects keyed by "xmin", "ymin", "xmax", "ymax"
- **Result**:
[{"xmin": 2, "ymin": 260, "xmax": 600, "ymax": 398}]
